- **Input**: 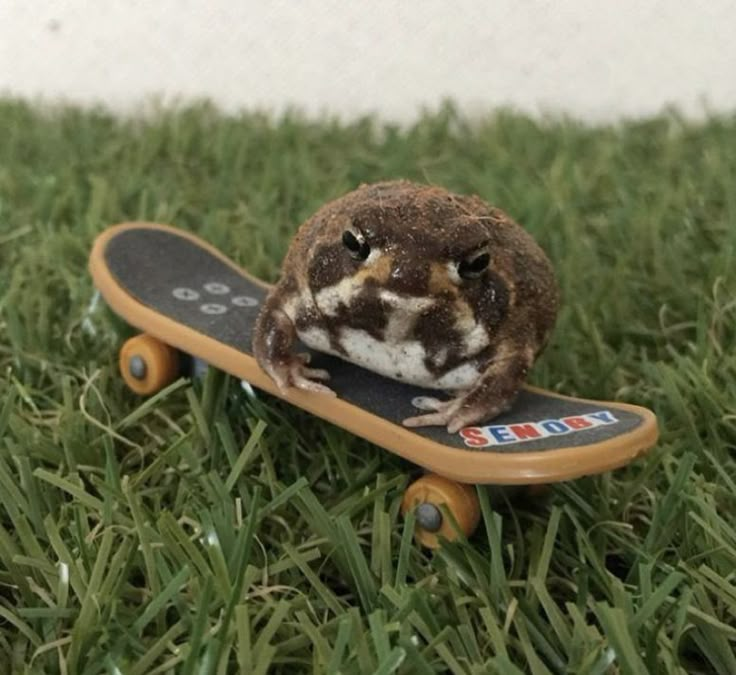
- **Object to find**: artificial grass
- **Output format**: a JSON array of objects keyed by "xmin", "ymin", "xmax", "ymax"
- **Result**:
[{"xmin": 0, "ymin": 97, "xmax": 734, "ymax": 674}]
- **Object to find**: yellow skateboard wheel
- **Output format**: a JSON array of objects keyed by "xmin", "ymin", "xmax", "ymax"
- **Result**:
[
  {"xmin": 119, "ymin": 334, "xmax": 179, "ymax": 395},
  {"xmin": 401, "ymin": 474, "xmax": 481, "ymax": 548}
]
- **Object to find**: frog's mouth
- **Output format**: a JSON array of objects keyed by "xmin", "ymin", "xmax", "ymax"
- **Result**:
[
  {"xmin": 311, "ymin": 274, "xmax": 433, "ymax": 319},
  {"xmin": 378, "ymin": 289, "xmax": 433, "ymax": 310},
  {"xmin": 377, "ymin": 290, "xmax": 435, "ymax": 342}
]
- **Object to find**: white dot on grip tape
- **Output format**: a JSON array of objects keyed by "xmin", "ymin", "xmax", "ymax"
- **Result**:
[
  {"xmin": 232, "ymin": 295, "xmax": 258, "ymax": 307},
  {"xmin": 204, "ymin": 282, "xmax": 230, "ymax": 295},
  {"xmin": 173, "ymin": 287, "xmax": 200, "ymax": 301},
  {"xmin": 200, "ymin": 303, "xmax": 228, "ymax": 315}
]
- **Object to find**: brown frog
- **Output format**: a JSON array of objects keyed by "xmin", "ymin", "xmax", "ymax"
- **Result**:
[{"xmin": 253, "ymin": 180, "xmax": 558, "ymax": 433}]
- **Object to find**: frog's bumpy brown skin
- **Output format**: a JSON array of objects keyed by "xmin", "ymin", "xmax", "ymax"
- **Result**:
[{"xmin": 252, "ymin": 180, "xmax": 559, "ymax": 432}]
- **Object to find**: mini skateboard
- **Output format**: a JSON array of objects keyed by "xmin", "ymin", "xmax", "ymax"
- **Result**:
[{"xmin": 89, "ymin": 223, "xmax": 659, "ymax": 547}]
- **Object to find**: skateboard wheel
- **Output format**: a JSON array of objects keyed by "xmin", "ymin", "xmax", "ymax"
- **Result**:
[
  {"xmin": 401, "ymin": 474, "xmax": 481, "ymax": 548},
  {"xmin": 119, "ymin": 334, "xmax": 179, "ymax": 395}
]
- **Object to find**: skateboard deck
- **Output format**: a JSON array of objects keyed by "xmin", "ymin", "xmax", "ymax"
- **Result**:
[{"xmin": 89, "ymin": 223, "xmax": 658, "ymax": 485}]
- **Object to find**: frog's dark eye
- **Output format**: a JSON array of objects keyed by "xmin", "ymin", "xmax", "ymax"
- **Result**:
[
  {"xmin": 342, "ymin": 230, "xmax": 370, "ymax": 261},
  {"xmin": 458, "ymin": 250, "xmax": 490, "ymax": 280}
]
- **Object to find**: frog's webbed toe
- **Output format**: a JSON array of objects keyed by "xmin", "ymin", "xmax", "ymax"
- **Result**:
[
  {"xmin": 290, "ymin": 368, "xmax": 334, "ymax": 395},
  {"xmin": 289, "ymin": 352, "xmax": 333, "ymax": 392},
  {"xmin": 260, "ymin": 352, "xmax": 334, "ymax": 397},
  {"xmin": 444, "ymin": 401, "xmax": 510, "ymax": 434},
  {"xmin": 404, "ymin": 397, "xmax": 509, "ymax": 434},
  {"xmin": 403, "ymin": 397, "xmax": 460, "ymax": 429},
  {"xmin": 410, "ymin": 396, "xmax": 447, "ymax": 412}
]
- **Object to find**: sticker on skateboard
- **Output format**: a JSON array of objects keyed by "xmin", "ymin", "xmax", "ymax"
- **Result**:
[{"xmin": 89, "ymin": 223, "xmax": 658, "ymax": 489}]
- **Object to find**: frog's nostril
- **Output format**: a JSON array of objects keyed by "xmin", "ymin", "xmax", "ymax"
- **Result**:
[{"xmin": 390, "ymin": 263, "xmax": 422, "ymax": 288}]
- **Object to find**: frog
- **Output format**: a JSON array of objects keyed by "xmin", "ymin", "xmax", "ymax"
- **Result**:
[{"xmin": 252, "ymin": 180, "xmax": 558, "ymax": 433}]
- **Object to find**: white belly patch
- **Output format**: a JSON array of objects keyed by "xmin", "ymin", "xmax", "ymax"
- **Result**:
[
  {"xmin": 296, "ymin": 326, "xmax": 481, "ymax": 390},
  {"xmin": 295, "ymin": 278, "xmax": 488, "ymax": 390}
]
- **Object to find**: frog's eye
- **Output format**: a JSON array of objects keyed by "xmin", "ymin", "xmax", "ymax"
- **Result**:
[
  {"xmin": 458, "ymin": 250, "xmax": 490, "ymax": 280},
  {"xmin": 342, "ymin": 230, "xmax": 370, "ymax": 261}
]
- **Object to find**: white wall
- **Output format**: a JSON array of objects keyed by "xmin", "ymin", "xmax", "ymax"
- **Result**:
[{"xmin": 1, "ymin": 0, "xmax": 735, "ymax": 121}]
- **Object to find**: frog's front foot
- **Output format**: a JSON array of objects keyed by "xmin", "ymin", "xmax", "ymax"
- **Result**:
[{"xmin": 263, "ymin": 352, "xmax": 335, "ymax": 397}]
